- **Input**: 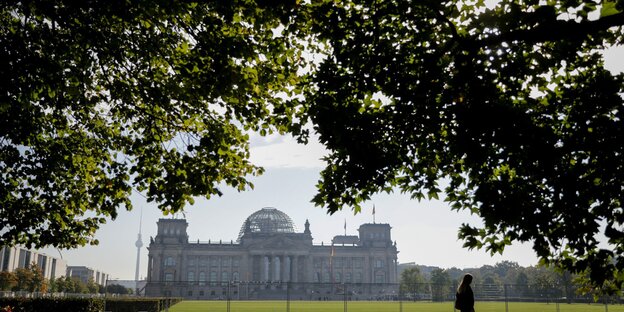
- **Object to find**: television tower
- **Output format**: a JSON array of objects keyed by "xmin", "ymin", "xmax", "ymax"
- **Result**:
[{"xmin": 134, "ymin": 207, "xmax": 143, "ymax": 295}]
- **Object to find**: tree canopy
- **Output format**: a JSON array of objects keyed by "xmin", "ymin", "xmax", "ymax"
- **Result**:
[
  {"xmin": 429, "ymin": 268, "xmax": 452, "ymax": 301},
  {"xmin": 2, "ymin": 0, "xmax": 624, "ymax": 291},
  {"xmin": 0, "ymin": 0, "xmax": 305, "ymax": 248},
  {"xmin": 303, "ymin": 0, "xmax": 624, "ymax": 290},
  {"xmin": 399, "ymin": 267, "xmax": 427, "ymax": 298}
]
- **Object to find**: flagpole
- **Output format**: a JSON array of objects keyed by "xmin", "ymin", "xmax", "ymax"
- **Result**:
[{"xmin": 373, "ymin": 204, "xmax": 376, "ymax": 224}]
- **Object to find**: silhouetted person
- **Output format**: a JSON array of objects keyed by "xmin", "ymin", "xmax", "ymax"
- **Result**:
[{"xmin": 455, "ymin": 273, "xmax": 475, "ymax": 312}]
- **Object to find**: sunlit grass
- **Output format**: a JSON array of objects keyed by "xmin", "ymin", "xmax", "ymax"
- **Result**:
[{"xmin": 168, "ymin": 300, "xmax": 623, "ymax": 312}]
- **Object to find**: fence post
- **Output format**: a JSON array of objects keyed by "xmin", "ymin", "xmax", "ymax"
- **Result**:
[
  {"xmin": 344, "ymin": 283, "xmax": 348, "ymax": 312},
  {"xmin": 226, "ymin": 282, "xmax": 231, "ymax": 312},
  {"xmin": 399, "ymin": 286, "xmax": 403, "ymax": 312},
  {"xmin": 504, "ymin": 284, "xmax": 509, "ymax": 312},
  {"xmin": 286, "ymin": 281, "xmax": 290, "ymax": 312}
]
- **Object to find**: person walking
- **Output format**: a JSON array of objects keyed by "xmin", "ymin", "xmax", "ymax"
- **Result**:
[{"xmin": 455, "ymin": 273, "xmax": 475, "ymax": 312}]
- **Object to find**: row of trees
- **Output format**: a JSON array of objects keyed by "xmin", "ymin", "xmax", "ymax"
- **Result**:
[
  {"xmin": 0, "ymin": 264, "xmax": 46, "ymax": 292},
  {"xmin": 0, "ymin": 264, "xmax": 131, "ymax": 295},
  {"xmin": 400, "ymin": 261, "xmax": 593, "ymax": 302}
]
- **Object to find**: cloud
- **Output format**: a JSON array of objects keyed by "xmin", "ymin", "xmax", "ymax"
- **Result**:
[
  {"xmin": 249, "ymin": 133, "xmax": 327, "ymax": 169},
  {"xmin": 248, "ymin": 132, "xmax": 286, "ymax": 148}
]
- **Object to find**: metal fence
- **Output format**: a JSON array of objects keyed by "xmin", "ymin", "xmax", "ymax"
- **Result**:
[{"xmin": 140, "ymin": 281, "xmax": 624, "ymax": 312}]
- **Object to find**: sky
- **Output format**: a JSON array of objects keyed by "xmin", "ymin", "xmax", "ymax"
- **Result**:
[{"xmin": 42, "ymin": 45, "xmax": 624, "ymax": 281}]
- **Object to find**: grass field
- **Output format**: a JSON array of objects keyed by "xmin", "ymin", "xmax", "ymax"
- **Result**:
[{"xmin": 167, "ymin": 300, "xmax": 624, "ymax": 312}]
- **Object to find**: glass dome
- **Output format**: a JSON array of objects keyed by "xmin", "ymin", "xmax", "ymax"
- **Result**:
[{"xmin": 238, "ymin": 207, "xmax": 295, "ymax": 240}]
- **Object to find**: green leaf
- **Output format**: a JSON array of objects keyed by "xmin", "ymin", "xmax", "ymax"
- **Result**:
[{"xmin": 601, "ymin": 0, "xmax": 621, "ymax": 17}]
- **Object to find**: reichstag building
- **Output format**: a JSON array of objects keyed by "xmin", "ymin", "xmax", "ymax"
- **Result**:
[{"xmin": 145, "ymin": 207, "xmax": 399, "ymax": 299}]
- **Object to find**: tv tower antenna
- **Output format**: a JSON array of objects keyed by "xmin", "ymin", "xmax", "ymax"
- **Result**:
[{"xmin": 134, "ymin": 206, "xmax": 144, "ymax": 295}]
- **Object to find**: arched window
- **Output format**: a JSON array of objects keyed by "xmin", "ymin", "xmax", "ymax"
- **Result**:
[
  {"xmin": 199, "ymin": 271, "xmax": 206, "ymax": 286},
  {"xmin": 188, "ymin": 271, "xmax": 195, "ymax": 285},
  {"xmin": 209, "ymin": 271, "xmax": 217, "ymax": 286},
  {"xmin": 323, "ymin": 272, "xmax": 330, "ymax": 283},
  {"xmin": 232, "ymin": 272, "xmax": 239, "ymax": 281},
  {"xmin": 221, "ymin": 271, "xmax": 229, "ymax": 282}
]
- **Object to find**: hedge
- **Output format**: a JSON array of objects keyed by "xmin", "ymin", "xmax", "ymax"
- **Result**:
[
  {"xmin": 0, "ymin": 297, "xmax": 181, "ymax": 312},
  {"xmin": 104, "ymin": 298, "xmax": 181, "ymax": 312},
  {"xmin": 0, "ymin": 297, "xmax": 104, "ymax": 312}
]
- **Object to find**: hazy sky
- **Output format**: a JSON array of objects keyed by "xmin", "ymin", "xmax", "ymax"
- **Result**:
[{"xmin": 43, "ymin": 45, "xmax": 624, "ymax": 281}]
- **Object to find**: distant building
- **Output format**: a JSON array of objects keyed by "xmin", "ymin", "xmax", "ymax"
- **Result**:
[
  {"xmin": 397, "ymin": 262, "xmax": 421, "ymax": 279},
  {"xmin": 145, "ymin": 207, "xmax": 399, "ymax": 298},
  {"xmin": 66, "ymin": 266, "xmax": 109, "ymax": 286},
  {"xmin": 0, "ymin": 246, "xmax": 66, "ymax": 280}
]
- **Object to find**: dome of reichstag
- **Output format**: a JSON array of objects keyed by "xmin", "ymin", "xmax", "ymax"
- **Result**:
[{"xmin": 237, "ymin": 207, "xmax": 295, "ymax": 240}]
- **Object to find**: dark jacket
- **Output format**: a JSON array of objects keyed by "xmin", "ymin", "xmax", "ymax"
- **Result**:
[{"xmin": 455, "ymin": 286, "xmax": 474, "ymax": 312}]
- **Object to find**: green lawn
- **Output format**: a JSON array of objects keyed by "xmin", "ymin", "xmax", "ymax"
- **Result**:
[{"xmin": 167, "ymin": 300, "xmax": 622, "ymax": 312}]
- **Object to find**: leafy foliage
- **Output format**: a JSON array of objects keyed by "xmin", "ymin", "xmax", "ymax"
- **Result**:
[
  {"xmin": 399, "ymin": 267, "xmax": 427, "ymax": 299},
  {"xmin": 3, "ymin": 0, "xmax": 624, "ymax": 292},
  {"xmin": 405, "ymin": 261, "xmax": 586, "ymax": 301},
  {"xmin": 0, "ymin": 0, "xmax": 306, "ymax": 248},
  {"xmin": 13, "ymin": 268, "xmax": 33, "ymax": 292},
  {"xmin": 104, "ymin": 283, "xmax": 132, "ymax": 295},
  {"xmin": 0, "ymin": 271, "xmax": 16, "ymax": 291},
  {"xmin": 429, "ymin": 268, "xmax": 451, "ymax": 301},
  {"xmin": 11, "ymin": 263, "xmax": 46, "ymax": 292},
  {"xmin": 302, "ymin": 0, "xmax": 624, "ymax": 290},
  {"xmin": 0, "ymin": 297, "xmax": 105, "ymax": 312}
]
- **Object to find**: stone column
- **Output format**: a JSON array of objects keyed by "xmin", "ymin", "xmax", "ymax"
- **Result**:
[
  {"xmin": 283, "ymin": 255, "xmax": 290, "ymax": 282},
  {"xmin": 154, "ymin": 254, "xmax": 162, "ymax": 281},
  {"xmin": 364, "ymin": 256, "xmax": 371, "ymax": 283},
  {"xmin": 249, "ymin": 255, "xmax": 256, "ymax": 281},
  {"xmin": 292, "ymin": 256, "xmax": 298, "ymax": 283},
  {"xmin": 301, "ymin": 256, "xmax": 308, "ymax": 282},
  {"xmin": 240, "ymin": 254, "xmax": 248, "ymax": 282},
  {"xmin": 392, "ymin": 258, "xmax": 396, "ymax": 283},
  {"xmin": 147, "ymin": 255, "xmax": 153, "ymax": 281},
  {"xmin": 274, "ymin": 256, "xmax": 281, "ymax": 281},
  {"xmin": 305, "ymin": 256, "xmax": 314, "ymax": 283},
  {"xmin": 176, "ymin": 253, "xmax": 183, "ymax": 282},
  {"xmin": 264, "ymin": 256, "xmax": 270, "ymax": 281},
  {"xmin": 244, "ymin": 255, "xmax": 250, "ymax": 281}
]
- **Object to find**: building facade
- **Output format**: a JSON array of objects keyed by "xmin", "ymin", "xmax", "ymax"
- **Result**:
[
  {"xmin": 145, "ymin": 207, "xmax": 399, "ymax": 299},
  {"xmin": 66, "ymin": 266, "xmax": 110, "ymax": 286},
  {"xmin": 0, "ymin": 246, "xmax": 67, "ymax": 280}
]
